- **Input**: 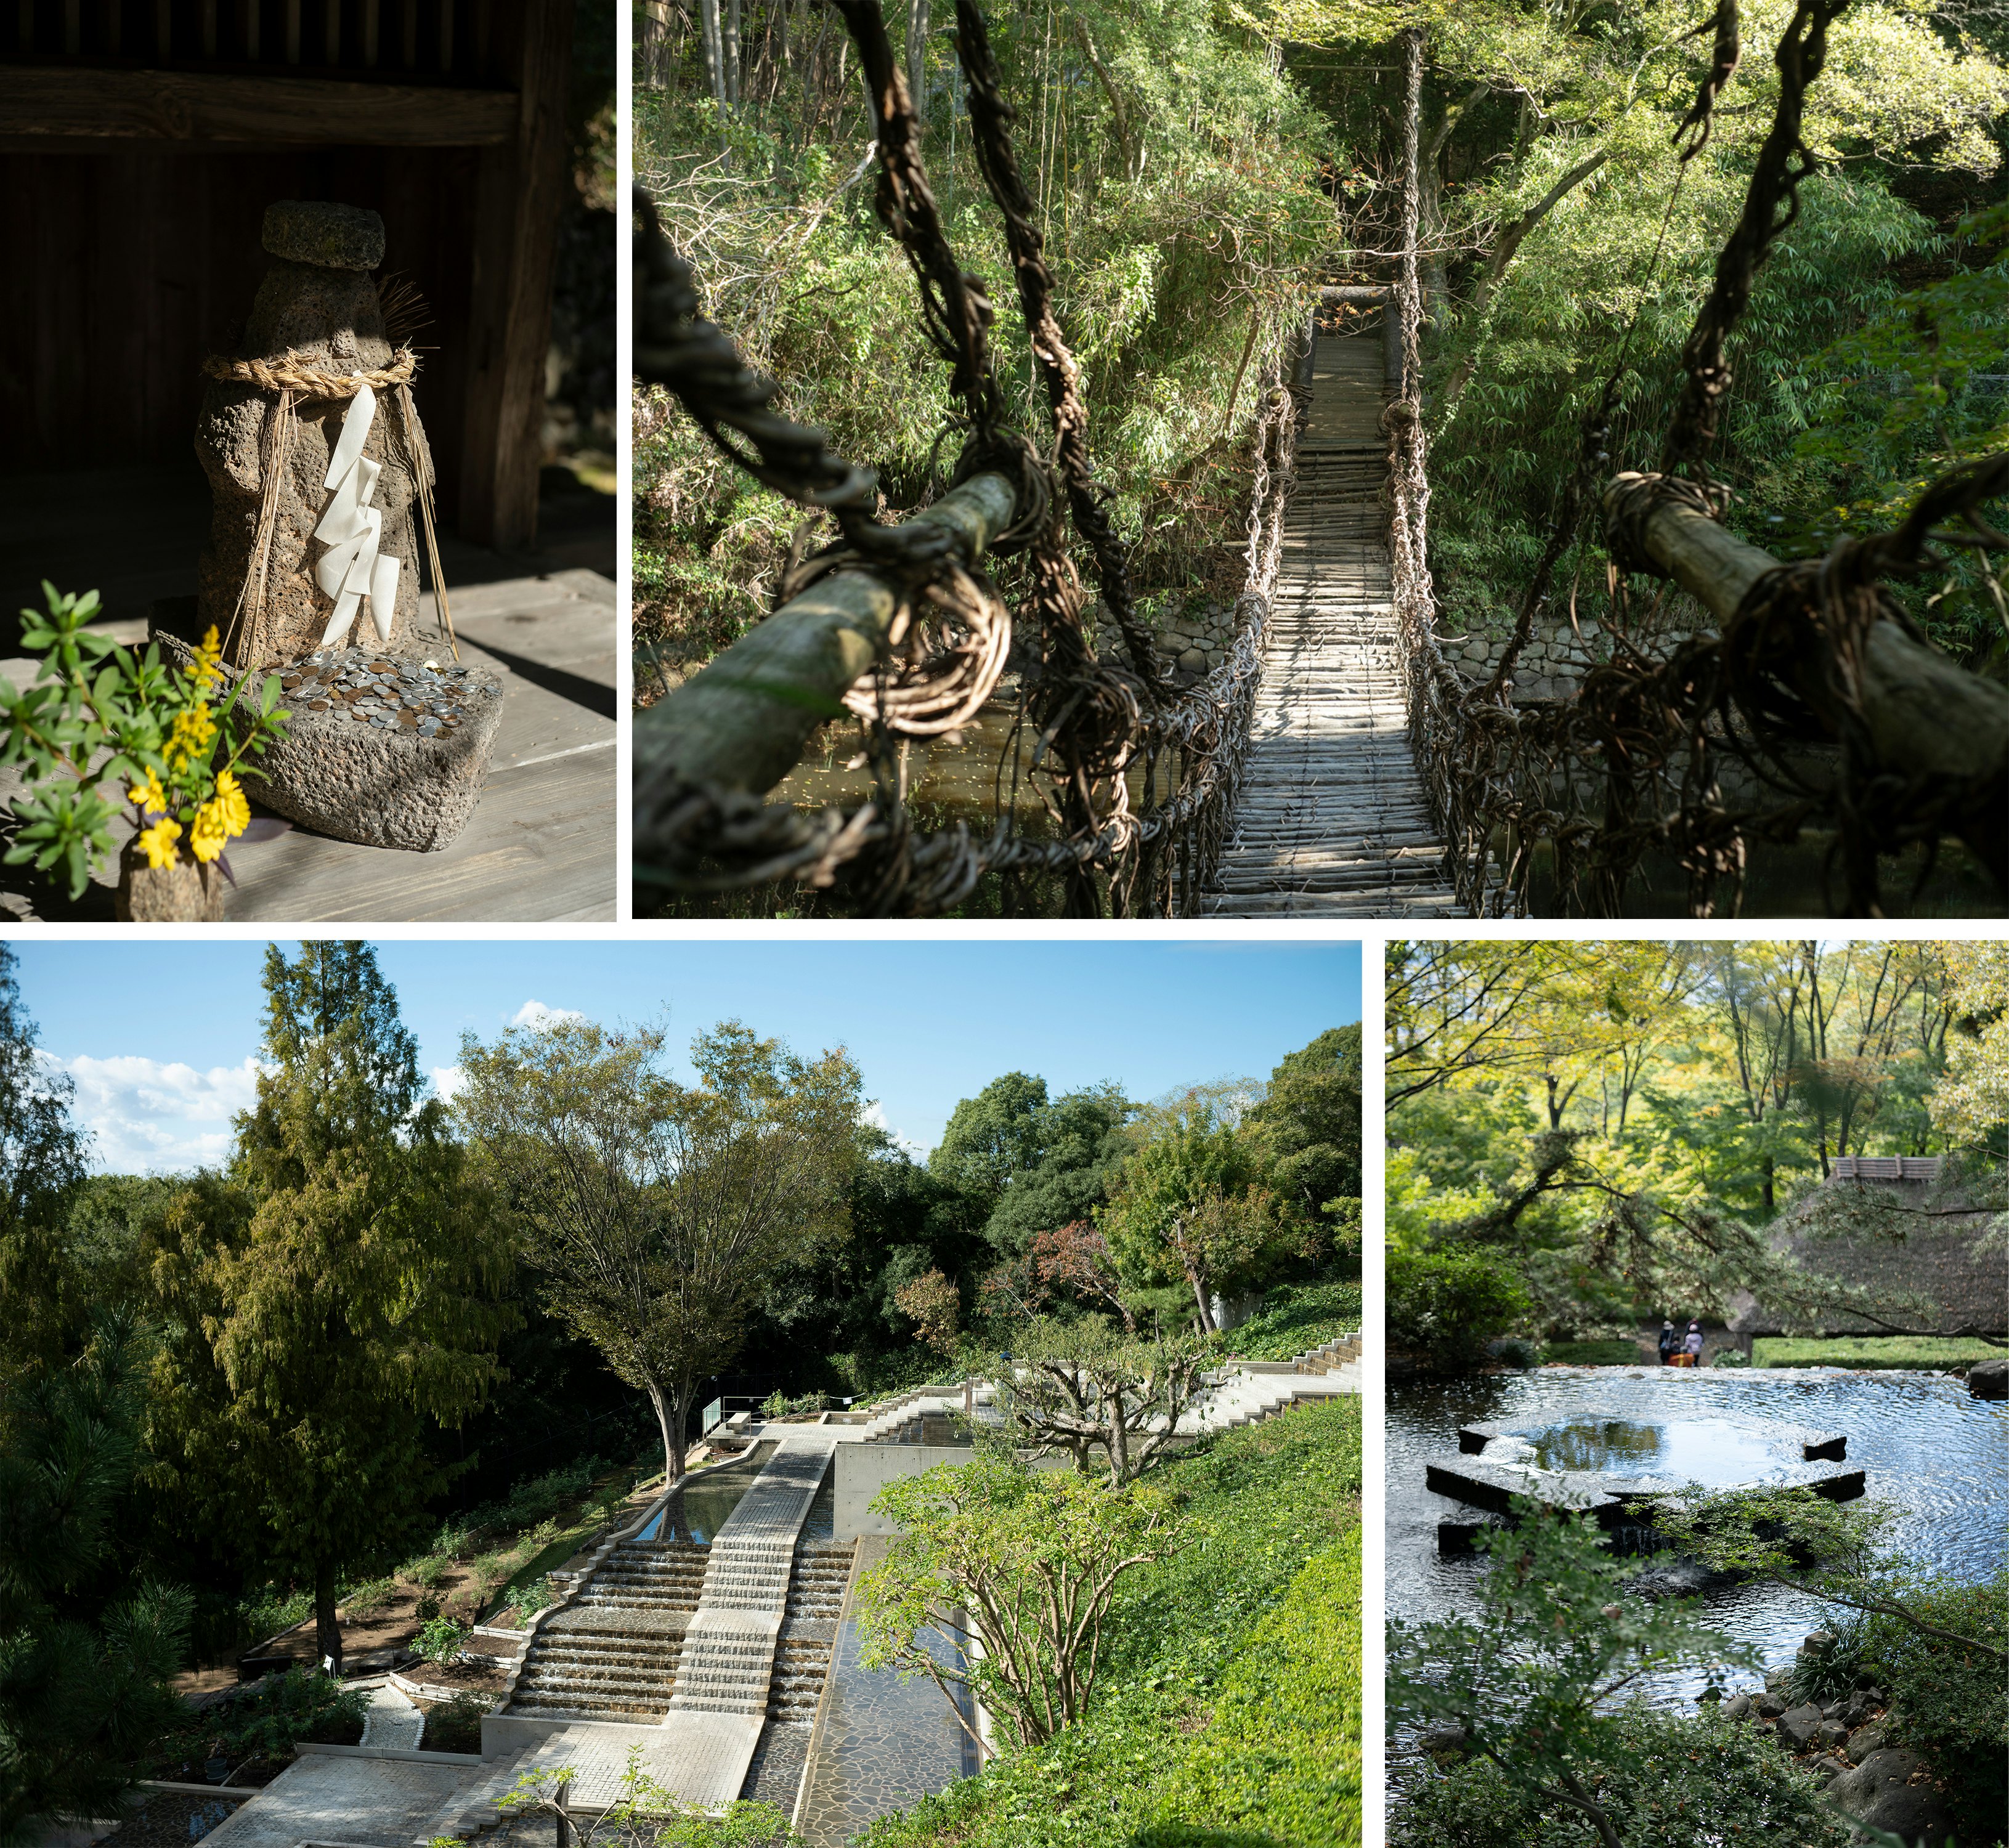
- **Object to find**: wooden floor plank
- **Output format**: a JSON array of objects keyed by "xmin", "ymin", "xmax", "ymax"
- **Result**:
[{"xmin": 1203, "ymin": 332, "xmax": 1471, "ymax": 918}]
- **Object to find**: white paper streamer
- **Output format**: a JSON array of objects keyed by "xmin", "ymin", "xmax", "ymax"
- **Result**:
[{"xmin": 313, "ymin": 383, "xmax": 399, "ymax": 647}]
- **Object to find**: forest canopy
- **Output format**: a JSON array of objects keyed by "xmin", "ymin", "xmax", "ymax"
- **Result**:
[
  {"xmin": 635, "ymin": 0, "xmax": 2007, "ymax": 673},
  {"xmin": 1386, "ymin": 939, "xmax": 2009, "ymax": 1361}
]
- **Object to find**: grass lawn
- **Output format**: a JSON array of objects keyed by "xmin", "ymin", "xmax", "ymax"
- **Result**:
[
  {"xmin": 860, "ymin": 1396, "xmax": 1362, "ymax": 1848},
  {"xmin": 1227, "ymin": 1279, "xmax": 1363, "ymax": 1363},
  {"xmin": 1754, "ymin": 1335, "xmax": 2003, "ymax": 1371},
  {"xmin": 1543, "ymin": 1340, "xmax": 1649, "ymax": 1366}
]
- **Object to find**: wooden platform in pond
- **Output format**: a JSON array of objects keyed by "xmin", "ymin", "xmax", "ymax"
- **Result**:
[
  {"xmin": 1202, "ymin": 333, "xmax": 1465, "ymax": 917},
  {"xmin": 1, "ymin": 471, "xmax": 616, "ymax": 922}
]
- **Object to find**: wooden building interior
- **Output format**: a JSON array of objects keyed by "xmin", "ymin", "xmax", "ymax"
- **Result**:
[{"xmin": 1, "ymin": 0, "xmax": 578, "ymax": 636}]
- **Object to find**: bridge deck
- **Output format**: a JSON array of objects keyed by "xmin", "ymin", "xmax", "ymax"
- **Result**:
[{"xmin": 1203, "ymin": 333, "xmax": 1464, "ymax": 917}]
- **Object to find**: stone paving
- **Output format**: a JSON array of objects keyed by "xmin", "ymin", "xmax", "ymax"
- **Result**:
[
  {"xmin": 197, "ymin": 1751, "xmax": 474, "ymax": 1848},
  {"xmin": 359, "ymin": 1681, "xmax": 426, "ymax": 1751},
  {"xmin": 793, "ymin": 1536, "xmax": 976, "ymax": 1847}
]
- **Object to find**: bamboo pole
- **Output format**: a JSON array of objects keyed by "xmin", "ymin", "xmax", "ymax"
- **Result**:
[
  {"xmin": 633, "ymin": 469, "xmax": 1020, "ymax": 800},
  {"xmin": 1605, "ymin": 472, "xmax": 2009, "ymax": 873}
]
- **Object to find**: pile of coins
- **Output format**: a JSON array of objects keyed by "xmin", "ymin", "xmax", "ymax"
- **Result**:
[{"xmin": 278, "ymin": 647, "xmax": 479, "ymax": 738}]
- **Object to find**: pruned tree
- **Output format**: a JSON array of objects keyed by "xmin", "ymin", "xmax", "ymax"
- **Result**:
[
  {"xmin": 998, "ymin": 1315, "xmax": 1214, "ymax": 1489},
  {"xmin": 854, "ymin": 1453, "xmax": 1177, "ymax": 1750},
  {"xmin": 456, "ymin": 1017, "xmax": 861, "ymax": 1483},
  {"xmin": 892, "ymin": 1266, "xmax": 960, "ymax": 1356}
]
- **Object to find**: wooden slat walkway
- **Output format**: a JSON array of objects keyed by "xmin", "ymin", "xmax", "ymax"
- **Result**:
[{"xmin": 1203, "ymin": 333, "xmax": 1465, "ymax": 917}]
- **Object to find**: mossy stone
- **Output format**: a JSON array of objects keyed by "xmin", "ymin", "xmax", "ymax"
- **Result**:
[{"xmin": 261, "ymin": 200, "xmax": 386, "ymax": 272}]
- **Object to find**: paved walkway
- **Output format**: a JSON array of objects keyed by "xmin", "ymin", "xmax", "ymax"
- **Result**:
[{"xmin": 200, "ymin": 1751, "xmax": 471, "ymax": 1848}]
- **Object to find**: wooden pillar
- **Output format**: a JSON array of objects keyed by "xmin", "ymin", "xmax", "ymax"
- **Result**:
[{"xmin": 458, "ymin": 0, "xmax": 571, "ymax": 549}]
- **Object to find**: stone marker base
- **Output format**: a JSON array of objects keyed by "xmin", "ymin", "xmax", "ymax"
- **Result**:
[{"xmin": 149, "ymin": 599, "xmax": 503, "ymax": 853}]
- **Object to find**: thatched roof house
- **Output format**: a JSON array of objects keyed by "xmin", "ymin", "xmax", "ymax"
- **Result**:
[{"xmin": 1726, "ymin": 1157, "xmax": 2008, "ymax": 1350}]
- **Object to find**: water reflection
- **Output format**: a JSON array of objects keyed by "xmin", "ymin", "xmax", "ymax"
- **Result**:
[
  {"xmin": 1390, "ymin": 1372, "xmax": 2008, "ymax": 1703},
  {"xmin": 635, "ymin": 1441, "xmax": 775, "ymax": 1545},
  {"xmin": 1506, "ymin": 1416, "xmax": 1788, "ymax": 1485}
]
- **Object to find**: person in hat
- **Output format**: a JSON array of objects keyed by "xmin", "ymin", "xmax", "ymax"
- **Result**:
[
  {"xmin": 1683, "ymin": 1321, "xmax": 1706, "ymax": 1362},
  {"xmin": 1657, "ymin": 1319, "xmax": 1678, "ymax": 1366}
]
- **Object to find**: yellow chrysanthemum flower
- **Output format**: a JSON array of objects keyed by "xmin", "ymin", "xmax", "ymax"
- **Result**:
[
  {"xmin": 188, "ymin": 625, "xmax": 224, "ymax": 692},
  {"xmin": 137, "ymin": 817, "xmax": 182, "ymax": 870},
  {"xmin": 189, "ymin": 801, "xmax": 230, "ymax": 863},
  {"xmin": 127, "ymin": 767, "xmax": 166, "ymax": 814},
  {"xmin": 212, "ymin": 768, "xmax": 251, "ymax": 837}
]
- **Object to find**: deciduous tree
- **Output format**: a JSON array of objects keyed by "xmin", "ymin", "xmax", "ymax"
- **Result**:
[{"xmin": 456, "ymin": 1017, "xmax": 860, "ymax": 1483}]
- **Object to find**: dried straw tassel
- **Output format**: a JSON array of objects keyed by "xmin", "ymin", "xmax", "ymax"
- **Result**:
[
  {"xmin": 226, "ymin": 386, "xmax": 294, "ymax": 663},
  {"xmin": 397, "ymin": 382, "xmax": 458, "ymax": 662}
]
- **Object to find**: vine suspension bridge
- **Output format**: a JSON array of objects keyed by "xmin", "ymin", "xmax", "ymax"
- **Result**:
[{"xmin": 635, "ymin": 0, "xmax": 2009, "ymax": 920}]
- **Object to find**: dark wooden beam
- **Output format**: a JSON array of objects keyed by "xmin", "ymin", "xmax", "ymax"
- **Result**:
[
  {"xmin": 0, "ymin": 66, "xmax": 517, "ymax": 144},
  {"xmin": 456, "ymin": 0, "xmax": 572, "ymax": 549}
]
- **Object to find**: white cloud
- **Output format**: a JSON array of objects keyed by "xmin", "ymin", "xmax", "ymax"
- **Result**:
[
  {"xmin": 864, "ymin": 1098, "xmax": 927, "ymax": 1159},
  {"xmin": 510, "ymin": 1000, "xmax": 586, "ymax": 1032},
  {"xmin": 46, "ymin": 1050, "xmax": 264, "ymax": 1174},
  {"xmin": 429, "ymin": 1065, "xmax": 466, "ymax": 1104}
]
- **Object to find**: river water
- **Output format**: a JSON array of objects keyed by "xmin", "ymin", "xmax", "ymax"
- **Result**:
[{"xmin": 1388, "ymin": 1368, "xmax": 2008, "ymax": 1704}]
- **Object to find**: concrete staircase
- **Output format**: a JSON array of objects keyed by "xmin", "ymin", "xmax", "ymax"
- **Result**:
[{"xmin": 505, "ymin": 1539, "xmax": 705, "ymax": 1722}]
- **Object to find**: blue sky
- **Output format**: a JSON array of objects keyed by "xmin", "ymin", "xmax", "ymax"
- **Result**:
[{"xmin": 14, "ymin": 939, "xmax": 1359, "ymax": 1173}]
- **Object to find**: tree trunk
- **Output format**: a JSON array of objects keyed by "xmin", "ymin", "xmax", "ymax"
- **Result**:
[
  {"xmin": 699, "ymin": 0, "xmax": 727, "ymax": 117},
  {"xmin": 724, "ymin": 0, "xmax": 741, "ymax": 108},
  {"xmin": 646, "ymin": 1379, "xmax": 687, "ymax": 1483},
  {"xmin": 1190, "ymin": 1270, "xmax": 1217, "ymax": 1333},
  {"xmin": 314, "ymin": 1557, "xmax": 342, "ymax": 1678},
  {"xmin": 904, "ymin": 0, "xmax": 928, "ymax": 132}
]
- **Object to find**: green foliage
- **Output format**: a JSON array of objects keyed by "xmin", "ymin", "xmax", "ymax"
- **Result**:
[
  {"xmin": 145, "ymin": 944, "xmax": 518, "ymax": 1666},
  {"xmin": 413, "ymin": 1615, "xmax": 469, "ymax": 1669},
  {"xmin": 1226, "ymin": 1279, "xmax": 1363, "ymax": 1361},
  {"xmin": 1389, "ymin": 1501, "xmax": 1760, "ymax": 1845},
  {"xmin": 1244, "ymin": 1028, "xmax": 1363, "ymax": 1257},
  {"xmin": 1386, "ymin": 1246, "xmax": 1530, "ymax": 1372},
  {"xmin": 1543, "ymin": 1339, "xmax": 1644, "ymax": 1366},
  {"xmin": 460, "ymin": 1459, "xmax": 603, "ymax": 1539},
  {"xmin": 1782, "ymin": 1610, "xmax": 1873, "ymax": 1708},
  {"xmin": 858, "ymin": 1454, "xmax": 1179, "ymax": 1748},
  {"xmin": 1753, "ymin": 1334, "xmax": 2005, "ymax": 1369},
  {"xmin": 455, "ymin": 1016, "xmax": 861, "ymax": 1481},
  {"xmin": 934, "ymin": 1076, "xmax": 1135, "ymax": 1260},
  {"xmin": 0, "ymin": 584, "xmax": 289, "ymax": 898},
  {"xmin": 421, "ymin": 1690, "xmax": 487, "ymax": 1756},
  {"xmin": 633, "ymin": 0, "xmax": 1333, "ymax": 671},
  {"xmin": 215, "ymin": 1667, "xmax": 367, "ymax": 1761},
  {"xmin": 1100, "ymin": 1106, "xmax": 1304, "ymax": 1329},
  {"xmin": 1867, "ymin": 1569, "xmax": 2009, "ymax": 1843},
  {"xmin": 0, "ymin": 1313, "xmax": 192, "ymax": 1844},
  {"xmin": 858, "ymin": 1398, "xmax": 1360, "ymax": 1848},
  {"xmin": 0, "ymin": 942, "xmax": 89, "ymax": 1398},
  {"xmin": 1390, "ymin": 1704, "xmax": 1848, "ymax": 1848}
]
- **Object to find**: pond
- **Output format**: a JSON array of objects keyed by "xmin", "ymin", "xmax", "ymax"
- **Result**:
[
  {"xmin": 1389, "ymin": 1369, "xmax": 2008, "ymax": 1708},
  {"xmin": 1491, "ymin": 1414, "xmax": 1796, "ymax": 1485},
  {"xmin": 634, "ymin": 1441, "xmax": 776, "ymax": 1545}
]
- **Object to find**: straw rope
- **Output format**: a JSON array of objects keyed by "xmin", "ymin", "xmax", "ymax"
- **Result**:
[{"xmin": 201, "ymin": 346, "xmax": 419, "ymax": 396}]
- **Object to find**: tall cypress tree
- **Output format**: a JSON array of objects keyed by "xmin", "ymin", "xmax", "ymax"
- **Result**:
[
  {"xmin": 0, "ymin": 942, "xmax": 89, "ymax": 1393},
  {"xmin": 149, "ymin": 942, "xmax": 517, "ymax": 1672}
]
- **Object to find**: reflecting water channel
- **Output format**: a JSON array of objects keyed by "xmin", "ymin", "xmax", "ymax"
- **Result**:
[
  {"xmin": 1389, "ymin": 1369, "xmax": 2008, "ymax": 1709},
  {"xmin": 634, "ymin": 1441, "xmax": 776, "ymax": 1544}
]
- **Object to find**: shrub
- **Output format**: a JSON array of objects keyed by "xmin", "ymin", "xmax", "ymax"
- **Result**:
[
  {"xmin": 407, "ymin": 1554, "xmax": 449, "ymax": 1590},
  {"xmin": 760, "ymin": 1389, "xmax": 827, "ymax": 1419},
  {"xmin": 1867, "ymin": 1568, "xmax": 2008, "ymax": 1844},
  {"xmin": 414, "ymin": 1615, "xmax": 469, "ymax": 1669},
  {"xmin": 219, "ymin": 1668, "xmax": 368, "ymax": 1762},
  {"xmin": 415, "ymin": 1594, "xmax": 442, "ymax": 1624},
  {"xmin": 1544, "ymin": 1339, "xmax": 1644, "ymax": 1367},
  {"xmin": 1387, "ymin": 1247, "xmax": 1530, "ymax": 1372},
  {"xmin": 1391, "ymin": 1706, "xmax": 1847, "ymax": 1847},
  {"xmin": 1711, "ymin": 1347, "xmax": 1752, "ymax": 1367},
  {"xmin": 422, "ymin": 1691, "xmax": 488, "ymax": 1755}
]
